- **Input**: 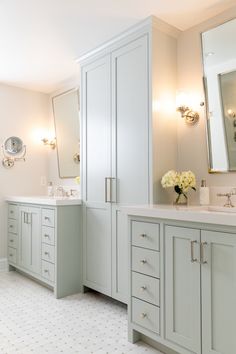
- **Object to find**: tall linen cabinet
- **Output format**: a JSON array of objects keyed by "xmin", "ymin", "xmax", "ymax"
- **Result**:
[{"xmin": 79, "ymin": 16, "xmax": 179, "ymax": 303}]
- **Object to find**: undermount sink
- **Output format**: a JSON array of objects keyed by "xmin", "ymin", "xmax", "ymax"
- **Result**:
[{"xmin": 208, "ymin": 205, "xmax": 236, "ymax": 213}]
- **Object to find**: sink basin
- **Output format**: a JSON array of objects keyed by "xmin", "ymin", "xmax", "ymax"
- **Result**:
[{"xmin": 208, "ymin": 206, "xmax": 236, "ymax": 213}]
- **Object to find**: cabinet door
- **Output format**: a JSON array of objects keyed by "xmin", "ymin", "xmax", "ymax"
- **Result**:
[
  {"xmin": 201, "ymin": 230, "xmax": 236, "ymax": 354},
  {"xmin": 165, "ymin": 225, "xmax": 201, "ymax": 354},
  {"xmin": 111, "ymin": 35, "xmax": 149, "ymax": 302},
  {"xmin": 81, "ymin": 55, "xmax": 112, "ymax": 296},
  {"xmin": 18, "ymin": 206, "xmax": 41, "ymax": 275}
]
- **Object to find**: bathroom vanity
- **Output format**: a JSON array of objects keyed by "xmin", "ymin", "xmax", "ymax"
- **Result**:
[
  {"xmin": 6, "ymin": 196, "xmax": 82, "ymax": 298},
  {"xmin": 125, "ymin": 205, "xmax": 236, "ymax": 354}
]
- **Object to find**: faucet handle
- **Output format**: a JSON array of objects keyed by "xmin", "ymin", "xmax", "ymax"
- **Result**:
[{"xmin": 217, "ymin": 192, "xmax": 234, "ymax": 207}]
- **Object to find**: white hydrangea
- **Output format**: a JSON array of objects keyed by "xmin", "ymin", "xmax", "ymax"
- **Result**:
[
  {"xmin": 161, "ymin": 170, "xmax": 196, "ymax": 193},
  {"xmin": 161, "ymin": 170, "xmax": 178, "ymax": 188}
]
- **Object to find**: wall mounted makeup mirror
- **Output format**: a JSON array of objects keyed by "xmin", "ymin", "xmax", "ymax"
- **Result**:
[
  {"xmin": 202, "ymin": 18, "xmax": 236, "ymax": 172},
  {"xmin": 1, "ymin": 136, "xmax": 26, "ymax": 168},
  {"xmin": 52, "ymin": 88, "xmax": 80, "ymax": 178}
]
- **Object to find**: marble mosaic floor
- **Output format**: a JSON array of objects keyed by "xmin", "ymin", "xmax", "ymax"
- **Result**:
[{"xmin": 0, "ymin": 271, "xmax": 162, "ymax": 354}]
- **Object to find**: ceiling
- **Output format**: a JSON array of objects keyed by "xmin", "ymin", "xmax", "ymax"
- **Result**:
[{"xmin": 0, "ymin": 0, "xmax": 235, "ymax": 93}]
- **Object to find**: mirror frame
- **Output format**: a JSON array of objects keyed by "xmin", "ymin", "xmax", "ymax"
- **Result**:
[
  {"xmin": 201, "ymin": 17, "xmax": 236, "ymax": 174},
  {"xmin": 52, "ymin": 87, "xmax": 80, "ymax": 179}
]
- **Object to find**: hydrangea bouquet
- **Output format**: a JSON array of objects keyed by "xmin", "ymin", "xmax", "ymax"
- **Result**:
[{"xmin": 161, "ymin": 170, "xmax": 196, "ymax": 205}]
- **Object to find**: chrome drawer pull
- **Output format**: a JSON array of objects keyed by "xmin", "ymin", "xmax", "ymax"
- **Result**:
[
  {"xmin": 44, "ymin": 269, "xmax": 49, "ymax": 273},
  {"xmin": 10, "ymin": 210, "xmax": 13, "ymax": 214},
  {"xmin": 140, "ymin": 259, "xmax": 147, "ymax": 264},
  {"xmin": 10, "ymin": 239, "xmax": 14, "ymax": 243},
  {"xmin": 44, "ymin": 216, "xmax": 50, "ymax": 221},
  {"xmin": 140, "ymin": 286, "xmax": 146, "ymax": 291},
  {"xmin": 140, "ymin": 233, "xmax": 147, "ymax": 238},
  {"xmin": 44, "ymin": 252, "xmax": 49, "ymax": 256},
  {"xmin": 9, "ymin": 225, "xmax": 13, "ymax": 228},
  {"xmin": 9, "ymin": 254, "xmax": 13, "ymax": 257},
  {"xmin": 44, "ymin": 234, "xmax": 50, "ymax": 238},
  {"xmin": 140, "ymin": 313, "xmax": 147, "ymax": 319}
]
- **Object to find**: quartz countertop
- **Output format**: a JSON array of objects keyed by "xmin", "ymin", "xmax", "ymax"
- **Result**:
[
  {"xmin": 5, "ymin": 195, "xmax": 82, "ymax": 206},
  {"xmin": 122, "ymin": 204, "xmax": 236, "ymax": 227}
]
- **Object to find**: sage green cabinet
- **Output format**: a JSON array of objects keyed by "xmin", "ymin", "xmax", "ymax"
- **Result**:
[
  {"xmin": 8, "ymin": 201, "xmax": 82, "ymax": 299},
  {"xmin": 128, "ymin": 216, "xmax": 236, "ymax": 354}
]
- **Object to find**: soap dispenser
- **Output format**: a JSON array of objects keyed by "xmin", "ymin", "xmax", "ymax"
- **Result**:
[
  {"xmin": 199, "ymin": 179, "xmax": 210, "ymax": 205},
  {"xmin": 47, "ymin": 181, "xmax": 54, "ymax": 197}
]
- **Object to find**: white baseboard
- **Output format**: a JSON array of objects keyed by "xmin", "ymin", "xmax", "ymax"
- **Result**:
[{"xmin": 0, "ymin": 258, "xmax": 8, "ymax": 272}]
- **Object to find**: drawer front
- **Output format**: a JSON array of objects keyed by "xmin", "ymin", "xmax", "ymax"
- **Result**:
[
  {"xmin": 132, "ymin": 297, "xmax": 160, "ymax": 334},
  {"xmin": 8, "ymin": 247, "xmax": 17, "ymax": 264},
  {"xmin": 8, "ymin": 204, "xmax": 18, "ymax": 220},
  {"xmin": 132, "ymin": 246, "xmax": 160, "ymax": 278},
  {"xmin": 132, "ymin": 221, "xmax": 160, "ymax": 251},
  {"xmin": 8, "ymin": 219, "xmax": 17, "ymax": 234},
  {"xmin": 42, "ymin": 226, "xmax": 55, "ymax": 245},
  {"xmin": 42, "ymin": 243, "xmax": 55, "ymax": 264},
  {"xmin": 42, "ymin": 260, "xmax": 55, "ymax": 282},
  {"xmin": 132, "ymin": 272, "xmax": 160, "ymax": 306},
  {"xmin": 8, "ymin": 234, "xmax": 17, "ymax": 249},
  {"xmin": 42, "ymin": 209, "xmax": 55, "ymax": 227}
]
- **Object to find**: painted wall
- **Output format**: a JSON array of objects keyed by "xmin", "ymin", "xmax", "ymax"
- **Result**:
[
  {"xmin": 0, "ymin": 83, "xmax": 50, "ymax": 260},
  {"xmin": 177, "ymin": 6, "xmax": 236, "ymax": 204}
]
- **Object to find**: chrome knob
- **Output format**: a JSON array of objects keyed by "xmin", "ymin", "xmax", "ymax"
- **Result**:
[
  {"xmin": 140, "ymin": 313, "xmax": 147, "ymax": 319},
  {"xmin": 44, "ymin": 269, "xmax": 49, "ymax": 273},
  {"xmin": 10, "ymin": 239, "xmax": 13, "ymax": 243},
  {"xmin": 44, "ymin": 252, "xmax": 49, "ymax": 256},
  {"xmin": 140, "ymin": 286, "xmax": 146, "ymax": 291},
  {"xmin": 140, "ymin": 233, "xmax": 147, "ymax": 238},
  {"xmin": 45, "ymin": 217, "xmax": 50, "ymax": 220},
  {"xmin": 140, "ymin": 259, "xmax": 147, "ymax": 264},
  {"xmin": 44, "ymin": 234, "xmax": 49, "ymax": 238}
]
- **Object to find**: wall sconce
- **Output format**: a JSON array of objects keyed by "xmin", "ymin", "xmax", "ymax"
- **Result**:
[
  {"xmin": 227, "ymin": 109, "xmax": 236, "ymax": 118},
  {"xmin": 41, "ymin": 137, "xmax": 56, "ymax": 149},
  {"xmin": 176, "ymin": 92, "xmax": 203, "ymax": 125},
  {"xmin": 176, "ymin": 105, "xmax": 200, "ymax": 125}
]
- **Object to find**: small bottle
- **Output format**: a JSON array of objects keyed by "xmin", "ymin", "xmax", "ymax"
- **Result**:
[
  {"xmin": 47, "ymin": 181, "xmax": 54, "ymax": 197},
  {"xmin": 199, "ymin": 179, "xmax": 210, "ymax": 205}
]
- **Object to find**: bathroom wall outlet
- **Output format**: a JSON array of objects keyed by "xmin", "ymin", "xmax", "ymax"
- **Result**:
[{"xmin": 40, "ymin": 176, "xmax": 46, "ymax": 186}]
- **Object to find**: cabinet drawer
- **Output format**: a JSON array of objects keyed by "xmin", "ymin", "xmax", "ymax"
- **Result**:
[
  {"xmin": 42, "ymin": 260, "xmax": 55, "ymax": 282},
  {"xmin": 8, "ymin": 204, "xmax": 18, "ymax": 220},
  {"xmin": 42, "ymin": 226, "xmax": 55, "ymax": 245},
  {"xmin": 42, "ymin": 243, "xmax": 55, "ymax": 264},
  {"xmin": 132, "ymin": 246, "xmax": 160, "ymax": 278},
  {"xmin": 8, "ymin": 219, "xmax": 17, "ymax": 234},
  {"xmin": 132, "ymin": 221, "xmax": 160, "ymax": 251},
  {"xmin": 8, "ymin": 234, "xmax": 17, "ymax": 249},
  {"xmin": 8, "ymin": 247, "xmax": 17, "ymax": 264},
  {"xmin": 132, "ymin": 297, "xmax": 160, "ymax": 334},
  {"xmin": 132, "ymin": 272, "xmax": 160, "ymax": 306},
  {"xmin": 42, "ymin": 209, "xmax": 55, "ymax": 227}
]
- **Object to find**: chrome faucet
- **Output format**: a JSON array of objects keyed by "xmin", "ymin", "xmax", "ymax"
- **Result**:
[
  {"xmin": 217, "ymin": 188, "xmax": 236, "ymax": 207},
  {"xmin": 56, "ymin": 186, "xmax": 66, "ymax": 197}
]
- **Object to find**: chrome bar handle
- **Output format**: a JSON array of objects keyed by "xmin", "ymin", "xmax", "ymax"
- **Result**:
[
  {"xmin": 190, "ymin": 240, "xmax": 198, "ymax": 263},
  {"xmin": 105, "ymin": 177, "xmax": 109, "ymax": 203},
  {"xmin": 23, "ymin": 212, "xmax": 26, "ymax": 224},
  {"xmin": 200, "ymin": 242, "xmax": 208, "ymax": 264},
  {"xmin": 110, "ymin": 177, "xmax": 116, "ymax": 203}
]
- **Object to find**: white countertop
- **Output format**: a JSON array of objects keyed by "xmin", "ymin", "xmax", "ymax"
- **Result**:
[
  {"xmin": 122, "ymin": 204, "xmax": 236, "ymax": 227},
  {"xmin": 6, "ymin": 196, "xmax": 82, "ymax": 206}
]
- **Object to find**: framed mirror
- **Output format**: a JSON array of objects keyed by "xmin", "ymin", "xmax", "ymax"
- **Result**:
[
  {"xmin": 202, "ymin": 18, "xmax": 236, "ymax": 172},
  {"xmin": 52, "ymin": 88, "xmax": 80, "ymax": 178}
]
